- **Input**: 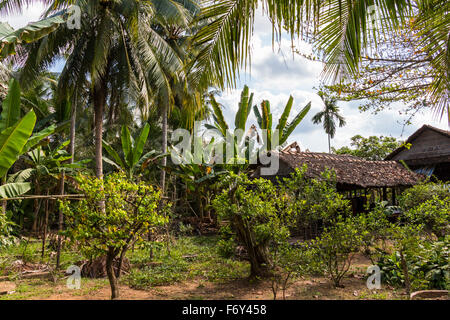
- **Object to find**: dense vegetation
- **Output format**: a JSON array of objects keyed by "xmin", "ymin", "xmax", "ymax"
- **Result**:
[{"xmin": 0, "ymin": 0, "xmax": 448, "ymax": 300}]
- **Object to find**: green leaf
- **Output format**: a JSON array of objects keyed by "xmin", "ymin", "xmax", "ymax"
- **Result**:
[
  {"xmin": 276, "ymin": 95, "xmax": 294, "ymax": 133},
  {"xmin": 281, "ymin": 102, "xmax": 311, "ymax": 145},
  {"xmin": 121, "ymin": 125, "xmax": 132, "ymax": 167},
  {"xmin": 0, "ymin": 14, "xmax": 65, "ymax": 59},
  {"xmin": 132, "ymin": 123, "xmax": 150, "ymax": 167},
  {"xmin": 102, "ymin": 156, "xmax": 121, "ymax": 170},
  {"xmin": 0, "ymin": 182, "xmax": 31, "ymax": 198},
  {"xmin": 0, "ymin": 78, "xmax": 21, "ymax": 132},
  {"xmin": 209, "ymin": 95, "xmax": 228, "ymax": 137},
  {"xmin": 102, "ymin": 140, "xmax": 125, "ymax": 169},
  {"xmin": 0, "ymin": 110, "xmax": 36, "ymax": 177}
]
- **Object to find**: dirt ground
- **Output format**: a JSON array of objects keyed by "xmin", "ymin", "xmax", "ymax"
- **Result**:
[
  {"xmin": 0, "ymin": 253, "xmax": 408, "ymax": 300},
  {"xmin": 29, "ymin": 276, "xmax": 402, "ymax": 300}
]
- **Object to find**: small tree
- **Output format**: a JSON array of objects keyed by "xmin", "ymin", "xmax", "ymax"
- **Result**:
[
  {"xmin": 309, "ymin": 216, "xmax": 365, "ymax": 287},
  {"xmin": 269, "ymin": 242, "xmax": 312, "ymax": 300},
  {"xmin": 60, "ymin": 172, "xmax": 167, "ymax": 299},
  {"xmin": 212, "ymin": 173, "xmax": 292, "ymax": 278}
]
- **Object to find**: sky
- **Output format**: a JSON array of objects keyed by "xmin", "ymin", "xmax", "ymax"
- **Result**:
[{"xmin": 3, "ymin": 5, "xmax": 448, "ymax": 152}]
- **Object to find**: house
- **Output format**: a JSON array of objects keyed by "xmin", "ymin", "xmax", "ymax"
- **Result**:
[
  {"xmin": 385, "ymin": 125, "xmax": 450, "ymax": 182},
  {"xmin": 252, "ymin": 143, "xmax": 422, "ymax": 213}
]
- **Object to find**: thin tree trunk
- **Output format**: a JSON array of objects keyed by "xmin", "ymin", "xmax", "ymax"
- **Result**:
[
  {"xmin": 32, "ymin": 180, "xmax": 41, "ymax": 232},
  {"xmin": 93, "ymin": 80, "xmax": 106, "ymax": 180},
  {"xmin": 1, "ymin": 176, "xmax": 6, "ymax": 214},
  {"xmin": 69, "ymin": 94, "xmax": 77, "ymax": 165},
  {"xmin": 41, "ymin": 190, "xmax": 50, "ymax": 259},
  {"xmin": 160, "ymin": 103, "xmax": 168, "ymax": 192},
  {"xmin": 56, "ymin": 172, "xmax": 65, "ymax": 269},
  {"xmin": 328, "ymin": 134, "xmax": 331, "ymax": 153},
  {"xmin": 399, "ymin": 249, "xmax": 411, "ymax": 298},
  {"xmin": 106, "ymin": 248, "xmax": 119, "ymax": 300},
  {"xmin": 159, "ymin": 103, "xmax": 171, "ymax": 253}
]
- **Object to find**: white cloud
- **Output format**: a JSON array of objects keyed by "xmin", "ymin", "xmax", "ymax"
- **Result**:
[
  {"xmin": 0, "ymin": 4, "xmax": 46, "ymax": 29},
  {"xmin": 5, "ymin": 4, "xmax": 449, "ymax": 153},
  {"xmin": 216, "ymin": 9, "xmax": 449, "ymax": 152}
]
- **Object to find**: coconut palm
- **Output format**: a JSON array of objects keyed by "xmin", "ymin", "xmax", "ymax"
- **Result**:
[
  {"xmin": 312, "ymin": 92, "xmax": 346, "ymax": 153},
  {"xmin": 4, "ymin": 0, "xmax": 197, "ymax": 182},
  {"xmin": 190, "ymin": 0, "xmax": 447, "ymax": 120}
]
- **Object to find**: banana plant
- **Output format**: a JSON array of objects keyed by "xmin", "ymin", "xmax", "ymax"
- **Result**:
[
  {"xmin": 0, "ymin": 79, "xmax": 61, "ymax": 198},
  {"xmin": 253, "ymin": 96, "xmax": 311, "ymax": 150},
  {"xmin": 0, "ymin": 14, "xmax": 66, "ymax": 60},
  {"xmin": 103, "ymin": 123, "xmax": 166, "ymax": 179},
  {"xmin": 206, "ymin": 85, "xmax": 253, "ymax": 136},
  {"xmin": 205, "ymin": 85, "xmax": 255, "ymax": 164}
]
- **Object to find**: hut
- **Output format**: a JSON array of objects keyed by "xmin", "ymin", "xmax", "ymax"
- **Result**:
[
  {"xmin": 385, "ymin": 125, "xmax": 450, "ymax": 182},
  {"xmin": 252, "ymin": 143, "xmax": 422, "ymax": 214}
]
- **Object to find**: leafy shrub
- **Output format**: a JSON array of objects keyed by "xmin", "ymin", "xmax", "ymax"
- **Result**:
[
  {"xmin": 60, "ymin": 172, "xmax": 166, "ymax": 299},
  {"xmin": 399, "ymin": 182, "xmax": 449, "ymax": 211},
  {"xmin": 269, "ymin": 242, "xmax": 313, "ymax": 299},
  {"xmin": 377, "ymin": 237, "xmax": 449, "ymax": 290},
  {"xmin": 308, "ymin": 216, "xmax": 366, "ymax": 287},
  {"xmin": 279, "ymin": 166, "xmax": 350, "ymax": 235},
  {"xmin": 0, "ymin": 212, "xmax": 15, "ymax": 249},
  {"xmin": 212, "ymin": 172, "xmax": 291, "ymax": 278},
  {"xmin": 403, "ymin": 196, "xmax": 450, "ymax": 238}
]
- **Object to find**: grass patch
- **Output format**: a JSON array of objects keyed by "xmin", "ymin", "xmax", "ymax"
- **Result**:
[{"xmin": 126, "ymin": 236, "xmax": 249, "ymax": 289}]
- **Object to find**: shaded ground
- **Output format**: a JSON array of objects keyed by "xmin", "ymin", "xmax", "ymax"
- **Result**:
[{"xmin": 0, "ymin": 236, "xmax": 432, "ymax": 300}]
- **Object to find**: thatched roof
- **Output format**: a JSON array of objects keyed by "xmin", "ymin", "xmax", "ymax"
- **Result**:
[{"xmin": 254, "ymin": 149, "xmax": 421, "ymax": 189}]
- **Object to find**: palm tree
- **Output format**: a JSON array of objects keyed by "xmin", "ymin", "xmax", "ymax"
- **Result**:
[
  {"xmin": 190, "ymin": 0, "xmax": 447, "ymax": 120},
  {"xmin": 5, "ymin": 0, "xmax": 193, "ymax": 183},
  {"xmin": 312, "ymin": 92, "xmax": 346, "ymax": 153}
]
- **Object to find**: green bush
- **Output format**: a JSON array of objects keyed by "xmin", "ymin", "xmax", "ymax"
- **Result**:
[
  {"xmin": 0, "ymin": 212, "xmax": 15, "ymax": 249},
  {"xmin": 279, "ymin": 166, "xmax": 350, "ymax": 234},
  {"xmin": 377, "ymin": 237, "xmax": 449, "ymax": 290},
  {"xmin": 212, "ymin": 172, "xmax": 291, "ymax": 278},
  {"xmin": 403, "ymin": 196, "xmax": 450, "ymax": 238},
  {"xmin": 399, "ymin": 182, "xmax": 449, "ymax": 211},
  {"xmin": 308, "ymin": 216, "xmax": 366, "ymax": 287},
  {"xmin": 60, "ymin": 172, "xmax": 166, "ymax": 299}
]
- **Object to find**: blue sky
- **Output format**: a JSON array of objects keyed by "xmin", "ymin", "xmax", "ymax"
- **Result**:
[{"xmin": 3, "ymin": 4, "xmax": 448, "ymax": 152}]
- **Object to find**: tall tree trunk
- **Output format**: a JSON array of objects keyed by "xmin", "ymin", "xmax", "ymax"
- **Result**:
[
  {"xmin": 328, "ymin": 134, "xmax": 331, "ymax": 153},
  {"xmin": 93, "ymin": 79, "xmax": 106, "ymax": 180},
  {"xmin": 1, "ymin": 176, "xmax": 6, "ymax": 214},
  {"xmin": 160, "ymin": 103, "xmax": 168, "ymax": 192},
  {"xmin": 233, "ymin": 215, "xmax": 272, "ymax": 278},
  {"xmin": 56, "ymin": 172, "xmax": 65, "ymax": 269},
  {"xmin": 106, "ymin": 248, "xmax": 119, "ymax": 300},
  {"xmin": 69, "ymin": 95, "xmax": 77, "ymax": 164},
  {"xmin": 32, "ymin": 180, "xmax": 41, "ymax": 233},
  {"xmin": 41, "ymin": 190, "xmax": 50, "ymax": 259}
]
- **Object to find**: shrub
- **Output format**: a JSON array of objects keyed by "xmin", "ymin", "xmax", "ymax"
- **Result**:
[
  {"xmin": 279, "ymin": 166, "xmax": 351, "ymax": 237},
  {"xmin": 308, "ymin": 216, "xmax": 366, "ymax": 287},
  {"xmin": 399, "ymin": 182, "xmax": 449, "ymax": 211},
  {"xmin": 60, "ymin": 172, "xmax": 166, "ymax": 299},
  {"xmin": 269, "ymin": 242, "xmax": 312, "ymax": 299},
  {"xmin": 0, "ymin": 212, "xmax": 15, "ymax": 249},
  {"xmin": 403, "ymin": 196, "xmax": 450, "ymax": 238},
  {"xmin": 212, "ymin": 173, "xmax": 291, "ymax": 278},
  {"xmin": 377, "ymin": 236, "xmax": 449, "ymax": 291}
]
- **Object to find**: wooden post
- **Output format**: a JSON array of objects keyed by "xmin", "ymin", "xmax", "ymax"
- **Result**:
[
  {"xmin": 391, "ymin": 188, "xmax": 396, "ymax": 205},
  {"xmin": 382, "ymin": 187, "xmax": 387, "ymax": 201}
]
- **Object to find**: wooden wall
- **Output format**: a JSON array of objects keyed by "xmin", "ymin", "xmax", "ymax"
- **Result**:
[{"xmin": 392, "ymin": 129, "xmax": 450, "ymax": 165}]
